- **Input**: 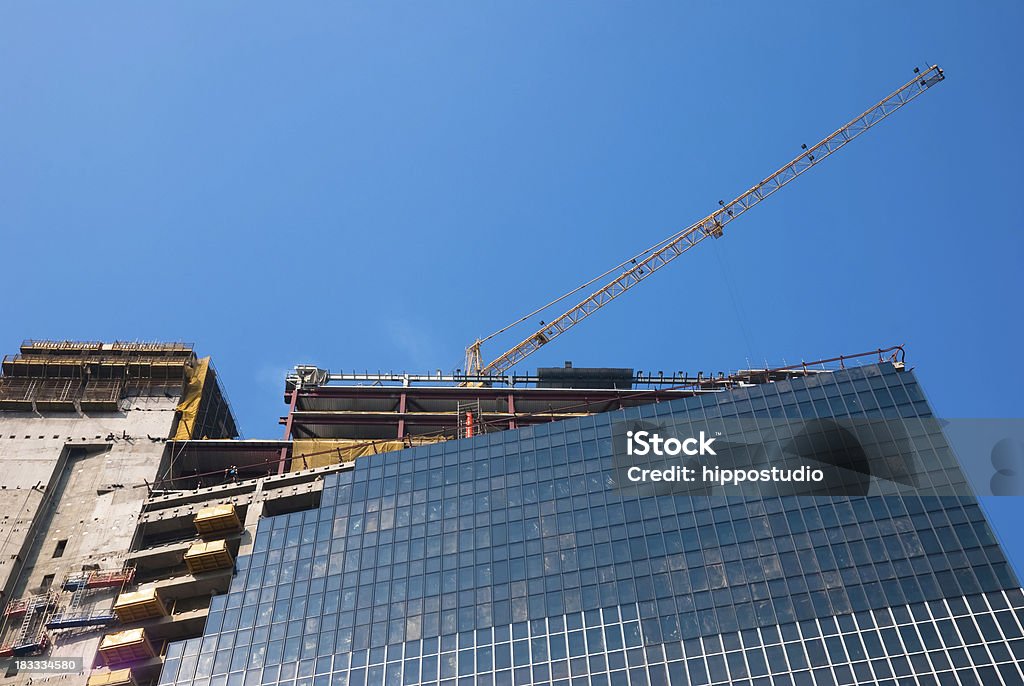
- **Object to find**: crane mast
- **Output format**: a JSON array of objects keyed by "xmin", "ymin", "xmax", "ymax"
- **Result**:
[{"xmin": 466, "ymin": 65, "xmax": 945, "ymax": 377}]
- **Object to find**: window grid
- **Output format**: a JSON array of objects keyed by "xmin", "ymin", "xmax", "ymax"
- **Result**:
[
  {"xmin": 158, "ymin": 364, "xmax": 1024, "ymax": 686},
  {"xmin": 163, "ymin": 590, "xmax": 1024, "ymax": 686}
]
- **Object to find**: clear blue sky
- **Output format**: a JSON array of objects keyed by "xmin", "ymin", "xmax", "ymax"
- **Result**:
[{"xmin": 2, "ymin": 4, "xmax": 1022, "ymax": 570}]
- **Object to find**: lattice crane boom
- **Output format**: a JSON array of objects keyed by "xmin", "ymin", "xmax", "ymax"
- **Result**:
[{"xmin": 466, "ymin": 65, "xmax": 945, "ymax": 376}]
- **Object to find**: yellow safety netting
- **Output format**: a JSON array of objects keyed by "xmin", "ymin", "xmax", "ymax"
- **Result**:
[
  {"xmin": 173, "ymin": 356, "xmax": 210, "ymax": 440},
  {"xmin": 290, "ymin": 437, "xmax": 444, "ymax": 471}
]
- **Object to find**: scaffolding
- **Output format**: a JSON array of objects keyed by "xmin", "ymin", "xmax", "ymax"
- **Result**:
[
  {"xmin": 63, "ymin": 567, "xmax": 136, "ymax": 590},
  {"xmin": 0, "ymin": 341, "xmax": 194, "ymax": 411},
  {"xmin": 0, "ymin": 341, "xmax": 239, "ymax": 439},
  {"xmin": 2, "ymin": 592, "xmax": 57, "ymax": 618},
  {"xmin": 456, "ymin": 400, "xmax": 485, "ymax": 439},
  {"xmin": 0, "ymin": 592, "xmax": 58, "ymax": 657},
  {"xmin": 43, "ymin": 566, "xmax": 135, "ymax": 632}
]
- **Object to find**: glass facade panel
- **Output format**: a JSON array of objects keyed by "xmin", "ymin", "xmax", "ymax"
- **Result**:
[{"xmin": 163, "ymin": 364, "xmax": 1024, "ymax": 685}]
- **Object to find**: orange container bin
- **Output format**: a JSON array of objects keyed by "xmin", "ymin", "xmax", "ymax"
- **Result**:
[
  {"xmin": 184, "ymin": 539, "xmax": 234, "ymax": 574},
  {"xmin": 113, "ymin": 588, "xmax": 167, "ymax": 623},
  {"xmin": 87, "ymin": 668, "xmax": 137, "ymax": 686},
  {"xmin": 98, "ymin": 628, "xmax": 155, "ymax": 666},
  {"xmin": 193, "ymin": 504, "xmax": 241, "ymax": 535}
]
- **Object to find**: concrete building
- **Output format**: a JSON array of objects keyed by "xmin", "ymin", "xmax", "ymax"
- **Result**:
[{"xmin": 0, "ymin": 342, "xmax": 237, "ymax": 684}]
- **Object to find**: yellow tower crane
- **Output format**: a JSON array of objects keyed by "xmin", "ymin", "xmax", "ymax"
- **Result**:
[{"xmin": 464, "ymin": 65, "xmax": 945, "ymax": 378}]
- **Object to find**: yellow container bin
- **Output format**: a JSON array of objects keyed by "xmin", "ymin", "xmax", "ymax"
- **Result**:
[
  {"xmin": 193, "ymin": 504, "xmax": 241, "ymax": 535},
  {"xmin": 113, "ymin": 588, "xmax": 167, "ymax": 623},
  {"xmin": 184, "ymin": 539, "xmax": 234, "ymax": 574},
  {"xmin": 87, "ymin": 668, "xmax": 136, "ymax": 686},
  {"xmin": 98, "ymin": 628, "xmax": 155, "ymax": 666}
]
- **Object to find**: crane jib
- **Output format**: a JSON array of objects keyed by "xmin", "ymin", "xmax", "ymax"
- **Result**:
[{"xmin": 472, "ymin": 66, "xmax": 945, "ymax": 377}]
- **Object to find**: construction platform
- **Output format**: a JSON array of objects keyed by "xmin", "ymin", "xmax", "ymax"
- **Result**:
[
  {"xmin": 280, "ymin": 361, "xmax": 866, "ymax": 441},
  {"xmin": 0, "ymin": 340, "xmax": 238, "ymax": 440}
]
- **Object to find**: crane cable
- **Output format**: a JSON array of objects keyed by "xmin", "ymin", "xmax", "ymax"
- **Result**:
[{"xmin": 475, "ymin": 220, "xmax": 704, "ymax": 346}]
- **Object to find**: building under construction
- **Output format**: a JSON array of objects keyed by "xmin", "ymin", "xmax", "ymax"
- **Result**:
[
  {"xmin": 0, "ymin": 341, "xmax": 237, "ymax": 685},
  {"xmin": 4, "ymin": 338, "xmax": 1023, "ymax": 686}
]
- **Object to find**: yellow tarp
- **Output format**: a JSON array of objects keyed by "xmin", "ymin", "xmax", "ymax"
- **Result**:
[
  {"xmin": 290, "ymin": 437, "xmax": 443, "ymax": 472},
  {"xmin": 173, "ymin": 357, "xmax": 210, "ymax": 440}
]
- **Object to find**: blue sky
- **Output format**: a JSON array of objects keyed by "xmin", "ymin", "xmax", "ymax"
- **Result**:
[{"xmin": 2, "ymin": 4, "xmax": 1022, "ymax": 569}]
